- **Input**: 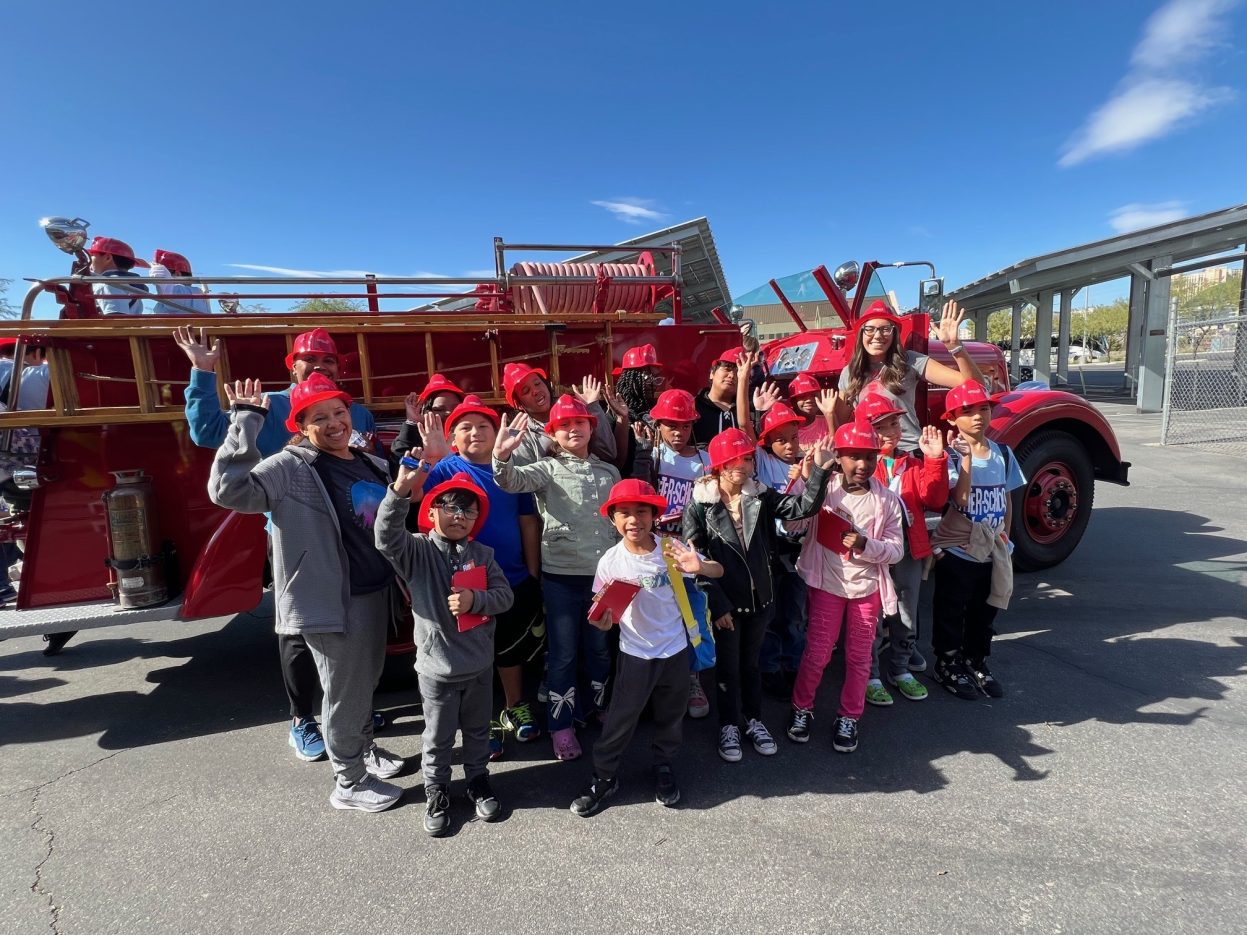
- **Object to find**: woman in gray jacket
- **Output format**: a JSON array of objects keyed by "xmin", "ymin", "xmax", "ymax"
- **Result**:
[{"xmin": 209, "ymin": 374, "xmax": 407, "ymax": 813}]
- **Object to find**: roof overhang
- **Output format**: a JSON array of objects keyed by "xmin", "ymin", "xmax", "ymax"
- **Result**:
[{"xmin": 949, "ymin": 203, "xmax": 1247, "ymax": 312}]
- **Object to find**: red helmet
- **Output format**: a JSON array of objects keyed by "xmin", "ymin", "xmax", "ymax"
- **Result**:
[
  {"xmin": 855, "ymin": 392, "xmax": 905, "ymax": 424},
  {"xmin": 543, "ymin": 394, "xmax": 597, "ymax": 434},
  {"xmin": 712, "ymin": 346, "xmax": 744, "ymax": 368},
  {"xmin": 708, "ymin": 428, "xmax": 756, "ymax": 469},
  {"xmin": 153, "ymin": 249, "xmax": 192, "ymax": 275},
  {"xmin": 284, "ymin": 328, "xmax": 339, "ymax": 370},
  {"xmin": 612, "ymin": 343, "xmax": 663, "ymax": 376},
  {"xmin": 418, "ymin": 373, "xmax": 466, "ymax": 404},
  {"xmin": 419, "ymin": 471, "xmax": 491, "ymax": 538},
  {"xmin": 444, "ymin": 394, "xmax": 499, "ymax": 438},
  {"xmin": 833, "ymin": 419, "xmax": 882, "ymax": 453},
  {"xmin": 855, "ymin": 300, "xmax": 905, "ymax": 335},
  {"xmin": 502, "ymin": 362, "xmax": 548, "ymax": 407},
  {"xmin": 787, "ymin": 372, "xmax": 821, "ymax": 399},
  {"xmin": 86, "ymin": 236, "xmax": 149, "ymax": 268},
  {"xmin": 648, "ymin": 388, "xmax": 697, "ymax": 423},
  {"xmin": 941, "ymin": 380, "xmax": 995, "ymax": 420},
  {"xmin": 599, "ymin": 478, "xmax": 668, "ymax": 518},
  {"xmin": 284, "ymin": 372, "xmax": 352, "ymax": 432},
  {"xmin": 759, "ymin": 402, "xmax": 802, "ymax": 444}
]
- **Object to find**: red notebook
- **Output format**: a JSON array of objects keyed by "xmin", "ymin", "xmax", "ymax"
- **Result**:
[
  {"xmin": 451, "ymin": 565, "xmax": 490, "ymax": 632},
  {"xmin": 588, "ymin": 579, "xmax": 642, "ymax": 624},
  {"xmin": 815, "ymin": 506, "xmax": 857, "ymax": 555}
]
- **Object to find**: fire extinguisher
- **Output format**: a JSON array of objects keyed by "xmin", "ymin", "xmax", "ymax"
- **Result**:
[{"xmin": 102, "ymin": 470, "xmax": 168, "ymax": 609}]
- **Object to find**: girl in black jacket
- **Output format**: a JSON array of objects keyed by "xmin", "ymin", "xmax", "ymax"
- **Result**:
[{"xmin": 683, "ymin": 428, "xmax": 832, "ymax": 764}]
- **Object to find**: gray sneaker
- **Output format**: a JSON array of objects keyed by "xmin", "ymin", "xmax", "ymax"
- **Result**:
[
  {"xmin": 329, "ymin": 774, "xmax": 402, "ymax": 813},
  {"xmin": 363, "ymin": 743, "xmax": 406, "ymax": 779},
  {"xmin": 907, "ymin": 650, "xmax": 928, "ymax": 673}
]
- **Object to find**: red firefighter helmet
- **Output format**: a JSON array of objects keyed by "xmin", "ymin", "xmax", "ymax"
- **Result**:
[
  {"xmin": 708, "ymin": 428, "xmax": 756, "ymax": 469},
  {"xmin": 543, "ymin": 394, "xmax": 597, "ymax": 434},
  {"xmin": 503, "ymin": 362, "xmax": 548, "ymax": 407},
  {"xmin": 787, "ymin": 372, "xmax": 822, "ymax": 399},
  {"xmin": 855, "ymin": 393, "xmax": 905, "ymax": 424},
  {"xmin": 418, "ymin": 471, "xmax": 491, "ymax": 538},
  {"xmin": 612, "ymin": 343, "xmax": 663, "ymax": 376},
  {"xmin": 86, "ymin": 236, "xmax": 149, "ymax": 268},
  {"xmin": 599, "ymin": 478, "xmax": 669, "ymax": 518},
  {"xmin": 444, "ymin": 395, "xmax": 500, "ymax": 438},
  {"xmin": 941, "ymin": 380, "xmax": 995, "ymax": 420},
  {"xmin": 833, "ymin": 420, "xmax": 883, "ymax": 453},
  {"xmin": 648, "ymin": 389, "xmax": 697, "ymax": 423},
  {"xmin": 284, "ymin": 328, "xmax": 339, "ymax": 370},
  {"xmin": 153, "ymin": 249, "xmax": 192, "ymax": 275},
  {"xmin": 418, "ymin": 373, "xmax": 466, "ymax": 404},
  {"xmin": 284, "ymin": 372, "xmax": 352, "ymax": 432},
  {"xmin": 759, "ymin": 402, "xmax": 802, "ymax": 444}
]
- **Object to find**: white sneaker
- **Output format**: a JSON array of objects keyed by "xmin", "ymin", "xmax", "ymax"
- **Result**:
[
  {"xmin": 745, "ymin": 718, "xmax": 778, "ymax": 756},
  {"xmin": 329, "ymin": 774, "xmax": 402, "ymax": 812},
  {"xmin": 363, "ymin": 743, "xmax": 405, "ymax": 780},
  {"xmin": 687, "ymin": 674, "xmax": 710, "ymax": 719}
]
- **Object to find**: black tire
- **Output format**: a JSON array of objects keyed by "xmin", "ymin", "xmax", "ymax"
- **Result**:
[{"xmin": 1010, "ymin": 430, "xmax": 1095, "ymax": 571}]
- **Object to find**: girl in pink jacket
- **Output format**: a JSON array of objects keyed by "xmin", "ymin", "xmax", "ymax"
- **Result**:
[{"xmin": 787, "ymin": 421, "xmax": 904, "ymax": 754}]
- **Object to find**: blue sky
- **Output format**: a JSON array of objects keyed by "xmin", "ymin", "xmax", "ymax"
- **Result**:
[{"xmin": 2, "ymin": 0, "xmax": 1244, "ymax": 316}]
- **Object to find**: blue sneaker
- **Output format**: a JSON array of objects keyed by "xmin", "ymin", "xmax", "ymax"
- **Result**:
[
  {"xmin": 500, "ymin": 703, "xmax": 541, "ymax": 743},
  {"xmin": 489, "ymin": 720, "xmax": 505, "ymax": 761},
  {"xmin": 289, "ymin": 719, "xmax": 327, "ymax": 762}
]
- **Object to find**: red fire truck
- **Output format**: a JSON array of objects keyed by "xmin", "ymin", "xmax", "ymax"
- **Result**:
[{"xmin": 0, "ymin": 221, "xmax": 1129, "ymax": 666}]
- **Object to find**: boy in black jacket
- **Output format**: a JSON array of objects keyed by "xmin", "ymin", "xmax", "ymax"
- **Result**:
[{"xmin": 683, "ymin": 428, "xmax": 832, "ymax": 765}]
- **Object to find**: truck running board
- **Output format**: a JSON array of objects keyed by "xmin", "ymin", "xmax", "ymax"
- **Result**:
[{"xmin": 0, "ymin": 598, "xmax": 184, "ymax": 641}]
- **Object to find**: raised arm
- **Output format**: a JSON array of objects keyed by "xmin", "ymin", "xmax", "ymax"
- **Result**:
[
  {"xmin": 176, "ymin": 326, "xmax": 231, "ymax": 449},
  {"xmin": 492, "ymin": 412, "xmax": 554, "ymax": 494},
  {"xmin": 207, "ymin": 381, "xmax": 283, "ymax": 514},
  {"xmin": 922, "ymin": 300, "xmax": 987, "ymax": 389}
]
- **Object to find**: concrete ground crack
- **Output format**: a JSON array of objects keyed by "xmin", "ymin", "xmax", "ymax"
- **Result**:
[{"xmin": 25, "ymin": 751, "xmax": 125, "ymax": 934}]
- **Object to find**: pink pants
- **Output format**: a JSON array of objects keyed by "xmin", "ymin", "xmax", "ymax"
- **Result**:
[{"xmin": 791, "ymin": 587, "xmax": 882, "ymax": 719}]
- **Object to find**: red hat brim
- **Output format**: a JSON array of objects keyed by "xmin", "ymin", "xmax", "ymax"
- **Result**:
[
  {"xmin": 599, "ymin": 491, "xmax": 669, "ymax": 518},
  {"xmin": 505, "ymin": 368, "xmax": 548, "ymax": 407},
  {"xmin": 444, "ymin": 404, "xmax": 500, "ymax": 438},
  {"xmin": 284, "ymin": 390, "xmax": 353, "ymax": 433},
  {"xmin": 543, "ymin": 412, "xmax": 598, "ymax": 435},
  {"xmin": 759, "ymin": 413, "xmax": 802, "ymax": 444},
  {"xmin": 418, "ymin": 474, "xmax": 490, "ymax": 538}
]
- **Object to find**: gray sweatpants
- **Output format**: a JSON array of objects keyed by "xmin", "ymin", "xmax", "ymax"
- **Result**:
[
  {"xmin": 418, "ymin": 668, "xmax": 492, "ymax": 787},
  {"xmin": 592, "ymin": 648, "xmax": 688, "ymax": 781},
  {"xmin": 303, "ymin": 587, "xmax": 389, "ymax": 786},
  {"xmin": 871, "ymin": 549, "xmax": 923, "ymax": 679}
]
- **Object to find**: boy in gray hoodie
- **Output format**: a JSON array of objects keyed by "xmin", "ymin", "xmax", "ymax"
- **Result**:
[{"xmin": 375, "ymin": 464, "xmax": 514, "ymax": 837}]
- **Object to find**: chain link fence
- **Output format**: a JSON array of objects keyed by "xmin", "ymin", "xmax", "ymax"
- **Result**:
[{"xmin": 1161, "ymin": 298, "xmax": 1247, "ymax": 450}]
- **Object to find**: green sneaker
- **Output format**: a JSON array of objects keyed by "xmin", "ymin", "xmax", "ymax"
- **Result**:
[
  {"xmin": 888, "ymin": 671, "xmax": 929, "ymax": 701},
  {"xmin": 500, "ymin": 702, "xmax": 541, "ymax": 743},
  {"xmin": 865, "ymin": 679, "xmax": 893, "ymax": 707}
]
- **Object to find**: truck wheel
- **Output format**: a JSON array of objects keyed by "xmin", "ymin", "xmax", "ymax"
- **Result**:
[{"xmin": 1010, "ymin": 430, "xmax": 1094, "ymax": 571}]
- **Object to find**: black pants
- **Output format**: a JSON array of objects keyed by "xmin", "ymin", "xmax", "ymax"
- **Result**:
[
  {"xmin": 278, "ymin": 633, "xmax": 324, "ymax": 721},
  {"xmin": 714, "ymin": 604, "xmax": 773, "ymax": 728},
  {"xmin": 932, "ymin": 553, "xmax": 999, "ymax": 661},
  {"xmin": 592, "ymin": 648, "xmax": 688, "ymax": 781}
]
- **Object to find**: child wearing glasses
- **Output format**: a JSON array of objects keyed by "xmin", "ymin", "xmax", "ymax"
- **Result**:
[
  {"xmin": 376, "ymin": 463, "xmax": 515, "ymax": 837},
  {"xmin": 837, "ymin": 299, "xmax": 986, "ymax": 453}
]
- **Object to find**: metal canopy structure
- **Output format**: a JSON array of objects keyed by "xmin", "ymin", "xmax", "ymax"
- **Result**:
[
  {"xmin": 426, "ymin": 217, "xmax": 731, "ymax": 323},
  {"xmin": 949, "ymin": 204, "xmax": 1247, "ymax": 411}
]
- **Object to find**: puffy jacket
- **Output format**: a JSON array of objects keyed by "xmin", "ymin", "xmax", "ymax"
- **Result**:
[
  {"xmin": 682, "ymin": 465, "xmax": 829, "ymax": 617},
  {"xmin": 874, "ymin": 451, "xmax": 949, "ymax": 560}
]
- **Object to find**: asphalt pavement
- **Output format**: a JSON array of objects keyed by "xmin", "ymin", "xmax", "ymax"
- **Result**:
[{"xmin": 2, "ymin": 401, "xmax": 1245, "ymax": 935}]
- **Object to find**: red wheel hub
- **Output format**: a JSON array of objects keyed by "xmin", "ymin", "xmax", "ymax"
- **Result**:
[{"xmin": 1023, "ymin": 461, "xmax": 1079, "ymax": 545}]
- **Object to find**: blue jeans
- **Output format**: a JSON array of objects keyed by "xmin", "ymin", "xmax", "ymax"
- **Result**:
[
  {"xmin": 759, "ymin": 567, "xmax": 807, "ymax": 674},
  {"xmin": 542, "ymin": 572, "xmax": 610, "ymax": 732},
  {"xmin": 0, "ymin": 542, "xmax": 21, "ymax": 591}
]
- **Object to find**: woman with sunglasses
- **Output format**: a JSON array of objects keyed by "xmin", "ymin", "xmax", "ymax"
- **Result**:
[{"xmin": 837, "ymin": 299, "xmax": 986, "ymax": 453}]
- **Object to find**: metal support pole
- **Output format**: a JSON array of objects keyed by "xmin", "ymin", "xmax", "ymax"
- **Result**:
[
  {"xmin": 1010, "ymin": 299, "xmax": 1024, "ymax": 382},
  {"xmin": 1057, "ymin": 289, "xmax": 1073, "ymax": 385},
  {"xmin": 1033, "ymin": 289, "xmax": 1055, "ymax": 385},
  {"xmin": 1124, "ymin": 271, "xmax": 1148, "ymax": 395},
  {"xmin": 1137, "ymin": 254, "xmax": 1173, "ymax": 413}
]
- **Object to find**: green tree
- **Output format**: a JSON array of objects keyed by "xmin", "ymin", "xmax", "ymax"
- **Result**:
[
  {"xmin": 0, "ymin": 278, "xmax": 15, "ymax": 320},
  {"xmin": 1172, "ymin": 272, "xmax": 1241, "ymax": 354},
  {"xmin": 1074, "ymin": 298, "xmax": 1129, "ymax": 361},
  {"xmin": 986, "ymin": 306, "xmax": 1035, "ymax": 344},
  {"xmin": 289, "ymin": 297, "xmax": 365, "ymax": 314}
]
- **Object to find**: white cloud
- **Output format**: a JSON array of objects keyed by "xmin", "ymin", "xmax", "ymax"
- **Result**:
[
  {"xmin": 591, "ymin": 198, "xmax": 668, "ymax": 225},
  {"xmin": 1059, "ymin": 78, "xmax": 1232, "ymax": 167},
  {"xmin": 1059, "ymin": 0, "xmax": 1240, "ymax": 167},
  {"xmin": 1132, "ymin": 0, "xmax": 1237, "ymax": 68},
  {"xmin": 1108, "ymin": 200, "xmax": 1189, "ymax": 232}
]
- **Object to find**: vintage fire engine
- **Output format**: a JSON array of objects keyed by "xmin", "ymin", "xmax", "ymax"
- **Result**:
[{"xmin": 0, "ymin": 219, "xmax": 1129, "ymax": 666}]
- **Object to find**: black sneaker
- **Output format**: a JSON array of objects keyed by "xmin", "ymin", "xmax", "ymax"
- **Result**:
[
  {"xmin": 424, "ymin": 783, "xmax": 451, "ymax": 837},
  {"xmin": 787, "ymin": 706, "xmax": 813, "ymax": 743},
  {"xmin": 570, "ymin": 776, "xmax": 619, "ymax": 818},
  {"xmin": 832, "ymin": 716, "xmax": 859, "ymax": 753},
  {"xmin": 466, "ymin": 776, "xmax": 502, "ymax": 822},
  {"xmin": 654, "ymin": 765, "xmax": 680, "ymax": 807},
  {"xmin": 932, "ymin": 654, "xmax": 979, "ymax": 700},
  {"xmin": 761, "ymin": 670, "xmax": 791, "ymax": 701},
  {"xmin": 965, "ymin": 658, "xmax": 1005, "ymax": 698},
  {"xmin": 42, "ymin": 630, "xmax": 78, "ymax": 657}
]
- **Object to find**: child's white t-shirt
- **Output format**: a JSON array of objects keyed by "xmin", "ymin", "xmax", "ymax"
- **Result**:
[
  {"xmin": 947, "ymin": 441, "xmax": 1027, "ymax": 562},
  {"xmin": 654, "ymin": 444, "xmax": 710, "ymax": 534},
  {"xmin": 593, "ymin": 539, "xmax": 689, "ymax": 660}
]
